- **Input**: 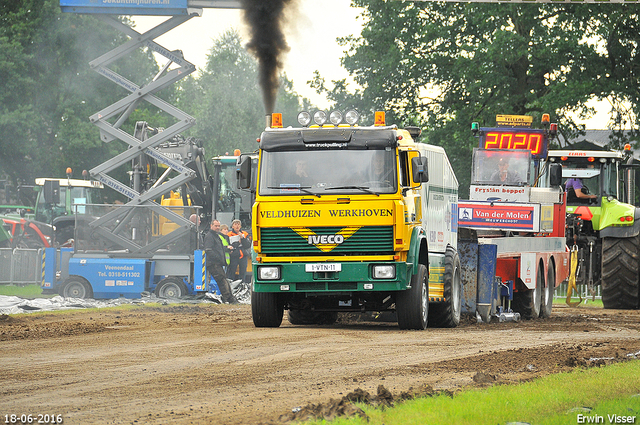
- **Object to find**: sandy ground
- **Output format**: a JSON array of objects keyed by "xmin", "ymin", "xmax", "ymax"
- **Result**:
[{"xmin": 1, "ymin": 304, "xmax": 639, "ymax": 425}]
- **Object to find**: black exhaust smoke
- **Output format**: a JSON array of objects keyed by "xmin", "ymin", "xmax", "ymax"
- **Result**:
[{"xmin": 241, "ymin": 0, "xmax": 296, "ymax": 115}]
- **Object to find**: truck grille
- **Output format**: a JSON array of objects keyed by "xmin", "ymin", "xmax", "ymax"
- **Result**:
[{"xmin": 260, "ymin": 226, "xmax": 393, "ymax": 256}]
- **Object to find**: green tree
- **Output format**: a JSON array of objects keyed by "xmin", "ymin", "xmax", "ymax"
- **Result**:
[
  {"xmin": 0, "ymin": 0, "xmax": 163, "ymax": 191},
  {"xmin": 315, "ymin": 1, "xmax": 640, "ymax": 196},
  {"xmin": 178, "ymin": 30, "xmax": 310, "ymax": 158}
]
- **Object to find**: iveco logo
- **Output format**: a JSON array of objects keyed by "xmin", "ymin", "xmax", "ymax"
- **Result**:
[
  {"xmin": 294, "ymin": 227, "xmax": 360, "ymax": 253},
  {"xmin": 308, "ymin": 234, "xmax": 345, "ymax": 245}
]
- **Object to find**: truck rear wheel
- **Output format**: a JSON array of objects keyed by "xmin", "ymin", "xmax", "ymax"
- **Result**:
[
  {"xmin": 601, "ymin": 234, "xmax": 640, "ymax": 309},
  {"xmin": 155, "ymin": 277, "xmax": 188, "ymax": 298},
  {"xmin": 396, "ymin": 264, "xmax": 428, "ymax": 330},
  {"xmin": 540, "ymin": 263, "xmax": 555, "ymax": 318},
  {"xmin": 512, "ymin": 262, "xmax": 543, "ymax": 320},
  {"xmin": 288, "ymin": 310, "xmax": 338, "ymax": 325},
  {"xmin": 252, "ymin": 291, "xmax": 284, "ymax": 327},
  {"xmin": 61, "ymin": 276, "xmax": 93, "ymax": 299},
  {"xmin": 428, "ymin": 246, "xmax": 462, "ymax": 328}
]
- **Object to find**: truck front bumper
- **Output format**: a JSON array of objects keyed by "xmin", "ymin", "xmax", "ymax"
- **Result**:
[{"xmin": 252, "ymin": 261, "xmax": 411, "ymax": 293}]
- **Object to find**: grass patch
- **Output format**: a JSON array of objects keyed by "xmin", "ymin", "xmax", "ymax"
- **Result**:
[
  {"xmin": 305, "ymin": 361, "xmax": 640, "ymax": 425},
  {"xmin": 0, "ymin": 283, "xmax": 52, "ymax": 299},
  {"xmin": 553, "ymin": 297, "xmax": 604, "ymax": 308}
]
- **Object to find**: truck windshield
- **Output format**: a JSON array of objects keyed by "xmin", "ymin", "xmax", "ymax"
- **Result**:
[
  {"xmin": 471, "ymin": 149, "xmax": 531, "ymax": 186},
  {"xmin": 259, "ymin": 149, "xmax": 397, "ymax": 196},
  {"xmin": 561, "ymin": 164, "xmax": 602, "ymax": 199}
]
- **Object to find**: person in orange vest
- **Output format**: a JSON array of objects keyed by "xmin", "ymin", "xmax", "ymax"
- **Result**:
[{"xmin": 227, "ymin": 219, "xmax": 251, "ymax": 282}]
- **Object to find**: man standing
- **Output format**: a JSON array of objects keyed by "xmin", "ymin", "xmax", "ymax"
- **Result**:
[{"xmin": 204, "ymin": 219, "xmax": 239, "ymax": 304}]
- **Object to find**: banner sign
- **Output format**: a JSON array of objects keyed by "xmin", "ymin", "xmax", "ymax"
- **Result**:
[
  {"xmin": 458, "ymin": 201, "xmax": 540, "ymax": 232},
  {"xmin": 60, "ymin": 0, "xmax": 190, "ymax": 15},
  {"xmin": 469, "ymin": 185, "xmax": 531, "ymax": 202}
]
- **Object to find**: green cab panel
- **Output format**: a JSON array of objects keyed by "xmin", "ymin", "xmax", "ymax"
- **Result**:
[{"xmin": 567, "ymin": 198, "xmax": 635, "ymax": 232}]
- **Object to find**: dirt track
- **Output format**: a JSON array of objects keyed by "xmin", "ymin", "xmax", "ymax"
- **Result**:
[{"xmin": 1, "ymin": 304, "xmax": 640, "ymax": 425}]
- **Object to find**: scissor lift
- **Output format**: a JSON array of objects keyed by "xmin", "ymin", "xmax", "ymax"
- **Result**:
[
  {"xmin": 38, "ymin": 2, "xmax": 244, "ymax": 299},
  {"xmin": 60, "ymin": 0, "xmax": 241, "ymax": 255}
]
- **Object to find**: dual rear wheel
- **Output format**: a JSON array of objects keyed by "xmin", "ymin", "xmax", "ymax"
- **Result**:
[{"xmin": 513, "ymin": 262, "xmax": 555, "ymax": 320}]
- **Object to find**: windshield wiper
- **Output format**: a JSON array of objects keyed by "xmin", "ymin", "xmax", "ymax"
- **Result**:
[
  {"xmin": 267, "ymin": 186, "xmax": 321, "ymax": 198},
  {"xmin": 325, "ymin": 185, "xmax": 379, "ymax": 196}
]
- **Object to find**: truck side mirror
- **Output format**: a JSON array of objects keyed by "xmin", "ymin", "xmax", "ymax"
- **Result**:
[
  {"xmin": 411, "ymin": 157, "xmax": 429, "ymax": 183},
  {"xmin": 549, "ymin": 163, "xmax": 562, "ymax": 187},
  {"xmin": 236, "ymin": 156, "xmax": 252, "ymax": 189}
]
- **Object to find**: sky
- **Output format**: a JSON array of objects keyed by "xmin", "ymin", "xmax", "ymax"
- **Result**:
[
  {"xmin": 132, "ymin": 1, "xmax": 363, "ymax": 111},
  {"xmin": 132, "ymin": 1, "xmax": 613, "ymax": 129}
]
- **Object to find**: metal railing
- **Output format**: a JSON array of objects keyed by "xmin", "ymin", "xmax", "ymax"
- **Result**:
[
  {"xmin": 0, "ymin": 248, "xmax": 42, "ymax": 286},
  {"xmin": 554, "ymin": 281, "xmax": 602, "ymax": 304}
]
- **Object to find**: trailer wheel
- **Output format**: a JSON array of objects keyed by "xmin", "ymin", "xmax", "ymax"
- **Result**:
[
  {"xmin": 396, "ymin": 264, "xmax": 428, "ymax": 330},
  {"xmin": 601, "ymin": 235, "xmax": 640, "ymax": 309},
  {"xmin": 288, "ymin": 310, "xmax": 338, "ymax": 325},
  {"xmin": 155, "ymin": 277, "xmax": 188, "ymax": 299},
  {"xmin": 540, "ymin": 263, "xmax": 555, "ymax": 318},
  {"xmin": 61, "ymin": 276, "xmax": 93, "ymax": 299},
  {"xmin": 512, "ymin": 262, "xmax": 543, "ymax": 320},
  {"xmin": 252, "ymin": 291, "xmax": 284, "ymax": 327},
  {"xmin": 428, "ymin": 246, "xmax": 462, "ymax": 328}
]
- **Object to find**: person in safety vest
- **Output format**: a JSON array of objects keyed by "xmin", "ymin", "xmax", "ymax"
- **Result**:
[
  {"xmin": 219, "ymin": 224, "xmax": 231, "ymax": 268},
  {"xmin": 204, "ymin": 219, "xmax": 238, "ymax": 304},
  {"xmin": 227, "ymin": 219, "xmax": 251, "ymax": 282}
]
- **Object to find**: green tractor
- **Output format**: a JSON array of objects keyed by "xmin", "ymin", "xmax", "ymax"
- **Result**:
[{"xmin": 548, "ymin": 147, "xmax": 639, "ymax": 309}]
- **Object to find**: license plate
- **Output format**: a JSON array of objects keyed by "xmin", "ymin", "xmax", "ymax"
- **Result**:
[{"xmin": 305, "ymin": 263, "xmax": 342, "ymax": 272}]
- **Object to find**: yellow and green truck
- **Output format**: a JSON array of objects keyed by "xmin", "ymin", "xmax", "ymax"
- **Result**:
[{"xmin": 237, "ymin": 110, "xmax": 460, "ymax": 329}]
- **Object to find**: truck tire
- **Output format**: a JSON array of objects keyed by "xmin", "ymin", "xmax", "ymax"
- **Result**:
[
  {"xmin": 396, "ymin": 264, "xmax": 428, "ymax": 330},
  {"xmin": 288, "ymin": 310, "xmax": 338, "ymax": 325},
  {"xmin": 61, "ymin": 276, "xmax": 93, "ymax": 299},
  {"xmin": 428, "ymin": 246, "xmax": 462, "ymax": 328},
  {"xmin": 252, "ymin": 291, "xmax": 284, "ymax": 327},
  {"xmin": 540, "ymin": 263, "xmax": 555, "ymax": 318},
  {"xmin": 155, "ymin": 277, "xmax": 188, "ymax": 298},
  {"xmin": 512, "ymin": 262, "xmax": 543, "ymax": 320},
  {"xmin": 601, "ymin": 234, "xmax": 640, "ymax": 309}
]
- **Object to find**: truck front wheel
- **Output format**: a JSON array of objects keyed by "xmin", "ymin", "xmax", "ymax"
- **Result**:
[
  {"xmin": 396, "ymin": 264, "xmax": 428, "ymax": 330},
  {"xmin": 601, "ymin": 234, "xmax": 640, "ymax": 309},
  {"xmin": 428, "ymin": 246, "xmax": 462, "ymax": 328},
  {"xmin": 512, "ymin": 263, "xmax": 543, "ymax": 320},
  {"xmin": 252, "ymin": 291, "xmax": 284, "ymax": 327}
]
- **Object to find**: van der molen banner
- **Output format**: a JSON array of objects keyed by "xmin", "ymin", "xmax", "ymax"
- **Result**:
[{"xmin": 60, "ymin": 0, "xmax": 190, "ymax": 15}]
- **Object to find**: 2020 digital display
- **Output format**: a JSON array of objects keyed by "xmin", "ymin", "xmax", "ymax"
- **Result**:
[{"xmin": 480, "ymin": 129, "xmax": 547, "ymax": 158}]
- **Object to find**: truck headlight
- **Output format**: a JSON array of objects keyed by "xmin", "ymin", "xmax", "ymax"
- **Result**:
[
  {"xmin": 258, "ymin": 266, "xmax": 280, "ymax": 280},
  {"xmin": 344, "ymin": 109, "xmax": 360, "ymax": 125},
  {"xmin": 297, "ymin": 111, "xmax": 311, "ymax": 127},
  {"xmin": 313, "ymin": 110, "xmax": 327, "ymax": 126},
  {"xmin": 329, "ymin": 110, "xmax": 343, "ymax": 125},
  {"xmin": 372, "ymin": 265, "xmax": 395, "ymax": 279}
]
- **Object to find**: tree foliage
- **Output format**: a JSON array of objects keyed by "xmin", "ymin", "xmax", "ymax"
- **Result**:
[
  {"xmin": 0, "ymin": 0, "xmax": 163, "ymax": 192},
  {"xmin": 315, "ymin": 1, "xmax": 640, "ymax": 195}
]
